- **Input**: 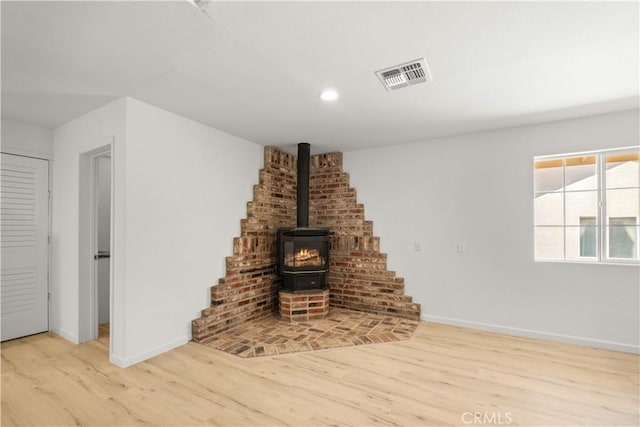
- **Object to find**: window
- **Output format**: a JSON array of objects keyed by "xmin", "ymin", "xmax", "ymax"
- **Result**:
[{"xmin": 534, "ymin": 147, "xmax": 639, "ymax": 263}]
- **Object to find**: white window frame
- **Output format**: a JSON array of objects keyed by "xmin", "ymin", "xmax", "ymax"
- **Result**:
[{"xmin": 534, "ymin": 146, "xmax": 640, "ymax": 265}]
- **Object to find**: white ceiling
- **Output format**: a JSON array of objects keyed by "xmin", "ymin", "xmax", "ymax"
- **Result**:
[{"xmin": 2, "ymin": 1, "xmax": 638, "ymax": 153}]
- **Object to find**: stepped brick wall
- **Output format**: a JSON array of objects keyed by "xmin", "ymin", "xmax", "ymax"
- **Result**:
[
  {"xmin": 309, "ymin": 152, "xmax": 420, "ymax": 320},
  {"xmin": 192, "ymin": 147, "xmax": 296, "ymax": 342},
  {"xmin": 192, "ymin": 147, "xmax": 420, "ymax": 343}
]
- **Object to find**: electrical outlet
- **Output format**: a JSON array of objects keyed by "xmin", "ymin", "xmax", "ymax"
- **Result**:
[
  {"xmin": 414, "ymin": 241, "xmax": 421, "ymax": 252},
  {"xmin": 457, "ymin": 243, "xmax": 465, "ymax": 253}
]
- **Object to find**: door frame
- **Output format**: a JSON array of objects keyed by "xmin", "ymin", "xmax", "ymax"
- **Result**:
[{"xmin": 78, "ymin": 142, "xmax": 113, "ymax": 345}]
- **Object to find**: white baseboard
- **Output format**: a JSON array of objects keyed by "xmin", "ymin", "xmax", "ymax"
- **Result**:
[
  {"xmin": 110, "ymin": 335, "xmax": 191, "ymax": 368},
  {"xmin": 421, "ymin": 314, "xmax": 640, "ymax": 354},
  {"xmin": 51, "ymin": 327, "xmax": 78, "ymax": 344}
]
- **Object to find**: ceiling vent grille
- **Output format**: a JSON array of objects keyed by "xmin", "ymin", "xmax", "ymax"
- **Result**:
[{"xmin": 376, "ymin": 58, "xmax": 432, "ymax": 91}]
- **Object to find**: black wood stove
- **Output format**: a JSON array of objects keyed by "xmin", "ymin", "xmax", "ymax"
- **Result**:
[{"xmin": 277, "ymin": 143, "xmax": 330, "ymax": 292}]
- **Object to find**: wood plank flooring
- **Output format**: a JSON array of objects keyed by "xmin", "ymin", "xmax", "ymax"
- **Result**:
[{"xmin": 1, "ymin": 321, "xmax": 638, "ymax": 426}]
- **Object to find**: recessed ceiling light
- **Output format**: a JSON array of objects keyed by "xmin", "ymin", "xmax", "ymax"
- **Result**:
[{"xmin": 319, "ymin": 89, "xmax": 338, "ymax": 101}]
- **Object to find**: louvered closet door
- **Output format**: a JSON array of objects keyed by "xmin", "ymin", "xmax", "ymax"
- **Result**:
[{"xmin": 1, "ymin": 154, "xmax": 49, "ymax": 341}]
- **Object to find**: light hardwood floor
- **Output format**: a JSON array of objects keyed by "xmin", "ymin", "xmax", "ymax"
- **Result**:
[{"xmin": 1, "ymin": 321, "xmax": 638, "ymax": 426}]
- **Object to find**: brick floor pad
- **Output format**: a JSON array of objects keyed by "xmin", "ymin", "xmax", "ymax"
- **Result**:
[{"xmin": 200, "ymin": 308, "xmax": 419, "ymax": 358}]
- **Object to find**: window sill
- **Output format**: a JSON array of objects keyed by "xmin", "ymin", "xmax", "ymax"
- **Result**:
[{"xmin": 535, "ymin": 259, "xmax": 640, "ymax": 267}]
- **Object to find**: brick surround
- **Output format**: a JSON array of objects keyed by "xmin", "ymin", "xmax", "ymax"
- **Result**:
[
  {"xmin": 192, "ymin": 147, "xmax": 420, "ymax": 343},
  {"xmin": 279, "ymin": 290, "xmax": 330, "ymax": 322},
  {"xmin": 309, "ymin": 152, "xmax": 420, "ymax": 320}
]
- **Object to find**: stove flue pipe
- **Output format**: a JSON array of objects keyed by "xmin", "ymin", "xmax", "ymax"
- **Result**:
[{"xmin": 296, "ymin": 142, "xmax": 310, "ymax": 228}]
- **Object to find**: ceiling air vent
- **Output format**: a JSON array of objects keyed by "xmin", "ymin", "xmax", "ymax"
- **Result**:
[{"xmin": 376, "ymin": 58, "xmax": 432, "ymax": 91}]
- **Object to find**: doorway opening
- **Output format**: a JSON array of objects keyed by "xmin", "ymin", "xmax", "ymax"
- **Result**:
[
  {"xmin": 78, "ymin": 143, "xmax": 112, "ymax": 352},
  {"xmin": 95, "ymin": 154, "xmax": 111, "ymax": 343}
]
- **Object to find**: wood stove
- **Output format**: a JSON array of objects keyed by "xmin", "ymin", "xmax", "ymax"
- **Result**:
[
  {"xmin": 277, "ymin": 227, "xmax": 329, "ymax": 291},
  {"xmin": 277, "ymin": 143, "xmax": 330, "ymax": 292}
]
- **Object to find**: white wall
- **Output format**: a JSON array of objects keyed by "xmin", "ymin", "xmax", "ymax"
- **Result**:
[
  {"xmin": 344, "ymin": 109, "xmax": 640, "ymax": 353},
  {"xmin": 52, "ymin": 97, "xmax": 262, "ymax": 366},
  {"xmin": 51, "ymin": 98, "xmax": 126, "ymax": 345},
  {"xmin": 1, "ymin": 118, "xmax": 53, "ymax": 159},
  {"xmin": 119, "ymin": 98, "xmax": 261, "ymax": 366}
]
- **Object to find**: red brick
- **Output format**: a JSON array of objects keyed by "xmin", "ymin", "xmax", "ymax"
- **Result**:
[{"xmin": 192, "ymin": 146, "xmax": 420, "ymax": 343}]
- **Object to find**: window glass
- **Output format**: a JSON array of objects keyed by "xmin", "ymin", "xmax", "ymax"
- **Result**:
[
  {"xmin": 534, "ymin": 159, "xmax": 563, "ymax": 192},
  {"xmin": 565, "ymin": 191, "xmax": 598, "ymax": 226},
  {"xmin": 565, "ymin": 156, "xmax": 597, "ymax": 191},
  {"xmin": 606, "ymin": 188, "xmax": 640, "ymax": 220},
  {"xmin": 534, "ymin": 192, "xmax": 563, "ymax": 226},
  {"xmin": 608, "ymin": 217, "xmax": 638, "ymax": 259},
  {"xmin": 579, "ymin": 217, "xmax": 597, "ymax": 258},
  {"xmin": 606, "ymin": 153, "xmax": 639, "ymax": 189},
  {"xmin": 535, "ymin": 227, "xmax": 564, "ymax": 260}
]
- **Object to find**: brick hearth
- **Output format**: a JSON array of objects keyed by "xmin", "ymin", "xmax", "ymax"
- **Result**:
[
  {"xmin": 203, "ymin": 308, "xmax": 419, "ymax": 358},
  {"xmin": 192, "ymin": 147, "xmax": 420, "ymax": 343},
  {"xmin": 279, "ymin": 289, "xmax": 330, "ymax": 322}
]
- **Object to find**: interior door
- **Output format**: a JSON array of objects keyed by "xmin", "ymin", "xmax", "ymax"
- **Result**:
[{"xmin": 1, "ymin": 153, "xmax": 49, "ymax": 341}]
